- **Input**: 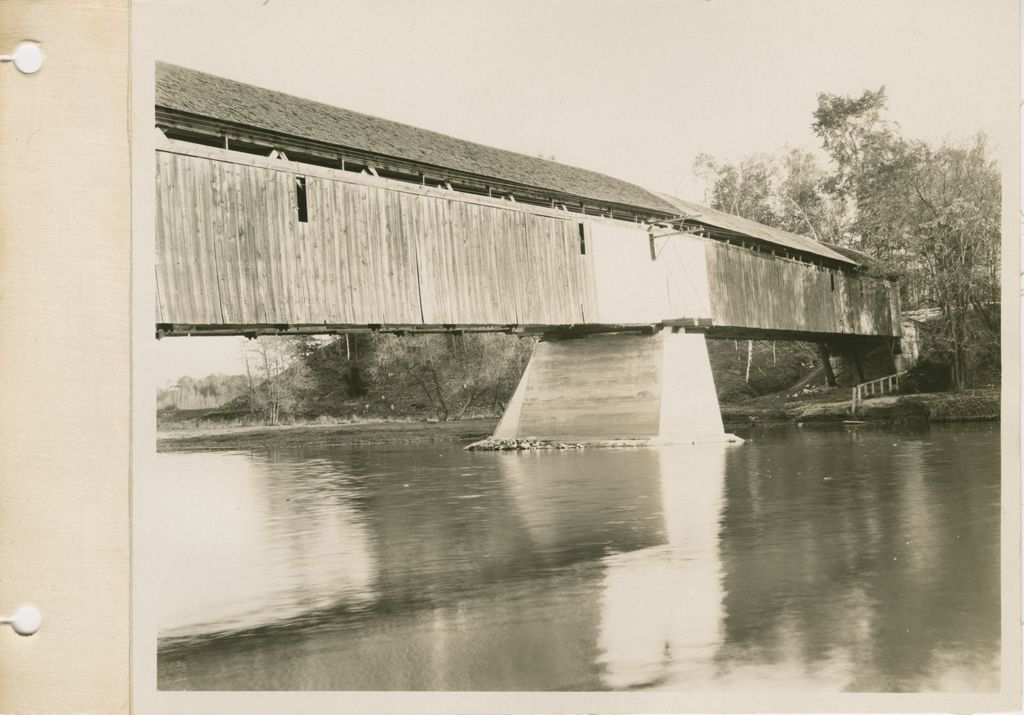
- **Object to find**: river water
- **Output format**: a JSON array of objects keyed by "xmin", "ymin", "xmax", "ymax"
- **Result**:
[{"xmin": 155, "ymin": 424, "xmax": 1000, "ymax": 692}]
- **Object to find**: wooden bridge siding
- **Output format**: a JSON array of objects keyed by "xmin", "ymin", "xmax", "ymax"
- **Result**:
[
  {"xmin": 703, "ymin": 242, "xmax": 896, "ymax": 336},
  {"xmin": 156, "ymin": 150, "xmax": 597, "ymax": 326},
  {"xmin": 156, "ymin": 145, "xmax": 897, "ymax": 337}
]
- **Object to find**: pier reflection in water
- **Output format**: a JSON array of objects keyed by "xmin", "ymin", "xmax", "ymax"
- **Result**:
[{"xmin": 155, "ymin": 425, "xmax": 999, "ymax": 692}]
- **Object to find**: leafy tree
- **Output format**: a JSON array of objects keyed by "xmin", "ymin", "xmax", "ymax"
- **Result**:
[
  {"xmin": 694, "ymin": 87, "xmax": 1000, "ymax": 391},
  {"xmin": 693, "ymin": 152, "xmax": 779, "ymax": 226},
  {"xmin": 775, "ymin": 148, "xmax": 848, "ymax": 243},
  {"xmin": 811, "ymin": 87, "xmax": 894, "ymax": 198},
  {"xmin": 694, "ymin": 149, "xmax": 846, "ymax": 244},
  {"xmin": 812, "ymin": 89, "xmax": 1000, "ymax": 389},
  {"xmin": 900, "ymin": 137, "xmax": 1000, "ymax": 388},
  {"xmin": 812, "ymin": 87, "xmax": 921, "ymax": 269}
]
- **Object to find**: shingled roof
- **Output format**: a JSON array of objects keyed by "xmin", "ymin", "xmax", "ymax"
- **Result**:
[
  {"xmin": 156, "ymin": 62, "xmax": 680, "ymax": 215},
  {"xmin": 655, "ymin": 194, "xmax": 857, "ymax": 266},
  {"xmin": 156, "ymin": 62, "xmax": 860, "ymax": 267}
]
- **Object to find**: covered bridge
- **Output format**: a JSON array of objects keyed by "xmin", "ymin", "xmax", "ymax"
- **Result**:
[{"xmin": 153, "ymin": 63, "xmax": 901, "ymax": 443}]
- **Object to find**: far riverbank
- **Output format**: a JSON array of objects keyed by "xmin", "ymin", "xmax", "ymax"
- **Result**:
[{"xmin": 157, "ymin": 388, "xmax": 998, "ymax": 453}]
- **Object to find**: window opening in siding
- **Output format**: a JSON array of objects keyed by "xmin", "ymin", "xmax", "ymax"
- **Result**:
[
  {"xmin": 295, "ymin": 176, "xmax": 308, "ymax": 223},
  {"xmin": 578, "ymin": 223, "xmax": 586, "ymax": 255},
  {"xmin": 830, "ymin": 273, "xmax": 835, "ymax": 292}
]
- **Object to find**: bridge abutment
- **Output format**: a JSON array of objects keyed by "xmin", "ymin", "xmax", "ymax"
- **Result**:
[
  {"xmin": 487, "ymin": 329, "xmax": 739, "ymax": 446},
  {"xmin": 826, "ymin": 338, "xmax": 899, "ymax": 386}
]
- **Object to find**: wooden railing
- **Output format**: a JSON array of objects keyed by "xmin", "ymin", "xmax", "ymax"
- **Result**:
[{"xmin": 850, "ymin": 371, "xmax": 906, "ymax": 416}]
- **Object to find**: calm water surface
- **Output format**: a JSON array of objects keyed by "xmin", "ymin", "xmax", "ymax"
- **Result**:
[{"xmin": 155, "ymin": 424, "xmax": 1000, "ymax": 692}]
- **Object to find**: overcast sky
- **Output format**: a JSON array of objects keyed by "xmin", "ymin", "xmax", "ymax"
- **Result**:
[{"xmin": 144, "ymin": 0, "xmax": 1017, "ymax": 382}]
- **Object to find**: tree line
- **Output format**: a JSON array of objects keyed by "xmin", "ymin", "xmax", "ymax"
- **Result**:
[
  {"xmin": 694, "ymin": 87, "xmax": 1000, "ymax": 390},
  {"xmin": 157, "ymin": 373, "xmax": 250, "ymax": 411},
  {"xmin": 159, "ymin": 333, "xmax": 831, "ymax": 426},
  {"xmin": 201, "ymin": 332, "xmax": 537, "ymax": 426}
]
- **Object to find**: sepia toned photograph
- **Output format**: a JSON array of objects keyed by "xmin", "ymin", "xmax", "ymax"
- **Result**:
[{"xmin": 134, "ymin": 0, "xmax": 1017, "ymax": 705}]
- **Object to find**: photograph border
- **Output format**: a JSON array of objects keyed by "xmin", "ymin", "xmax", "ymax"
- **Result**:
[{"xmin": 129, "ymin": 2, "xmax": 1022, "ymax": 712}]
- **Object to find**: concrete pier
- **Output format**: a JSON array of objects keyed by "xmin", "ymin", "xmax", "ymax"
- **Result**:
[{"xmin": 489, "ymin": 330, "xmax": 739, "ymax": 446}]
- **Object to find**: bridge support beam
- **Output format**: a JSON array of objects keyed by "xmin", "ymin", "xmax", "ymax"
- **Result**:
[{"xmin": 488, "ymin": 329, "xmax": 739, "ymax": 446}]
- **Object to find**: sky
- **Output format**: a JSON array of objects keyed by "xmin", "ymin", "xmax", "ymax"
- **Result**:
[{"xmin": 143, "ymin": 0, "xmax": 1018, "ymax": 382}]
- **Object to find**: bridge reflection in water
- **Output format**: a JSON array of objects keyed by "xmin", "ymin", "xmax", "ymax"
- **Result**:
[{"xmin": 155, "ymin": 426, "xmax": 999, "ymax": 692}]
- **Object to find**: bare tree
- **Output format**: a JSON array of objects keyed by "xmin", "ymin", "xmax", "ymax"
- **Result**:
[
  {"xmin": 241, "ymin": 337, "xmax": 313, "ymax": 425},
  {"xmin": 369, "ymin": 333, "xmax": 534, "ymax": 421}
]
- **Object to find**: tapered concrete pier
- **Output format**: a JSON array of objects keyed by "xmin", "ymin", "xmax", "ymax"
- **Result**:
[{"xmin": 488, "ymin": 330, "xmax": 740, "ymax": 446}]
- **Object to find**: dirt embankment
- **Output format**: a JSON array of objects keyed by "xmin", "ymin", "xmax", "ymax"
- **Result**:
[{"xmin": 721, "ymin": 387, "xmax": 1000, "ymax": 429}]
